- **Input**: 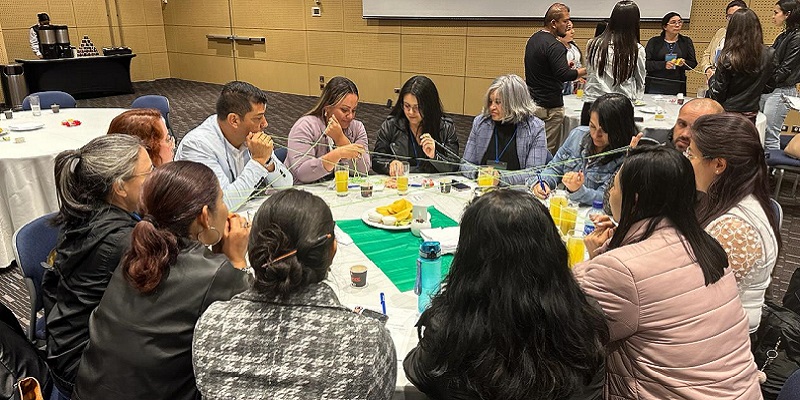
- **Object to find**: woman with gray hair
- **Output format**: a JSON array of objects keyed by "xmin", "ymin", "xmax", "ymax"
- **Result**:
[
  {"xmin": 42, "ymin": 134, "xmax": 152, "ymax": 397},
  {"xmin": 460, "ymin": 74, "xmax": 548, "ymax": 187}
]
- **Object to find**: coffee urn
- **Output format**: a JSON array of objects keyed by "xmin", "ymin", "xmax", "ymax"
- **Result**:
[
  {"xmin": 37, "ymin": 25, "xmax": 59, "ymax": 59},
  {"xmin": 55, "ymin": 25, "xmax": 72, "ymax": 58}
]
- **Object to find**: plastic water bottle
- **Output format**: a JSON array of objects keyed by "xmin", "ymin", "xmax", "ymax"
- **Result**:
[
  {"xmin": 415, "ymin": 241, "xmax": 442, "ymax": 314},
  {"xmin": 583, "ymin": 200, "xmax": 606, "ymax": 235}
]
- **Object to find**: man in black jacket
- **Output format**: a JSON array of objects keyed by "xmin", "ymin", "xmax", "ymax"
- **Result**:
[{"xmin": 525, "ymin": 3, "xmax": 586, "ymax": 154}]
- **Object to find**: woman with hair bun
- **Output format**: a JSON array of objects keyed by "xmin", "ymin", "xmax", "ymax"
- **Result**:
[
  {"xmin": 72, "ymin": 161, "xmax": 250, "ymax": 400},
  {"xmin": 193, "ymin": 189, "xmax": 396, "ymax": 399}
]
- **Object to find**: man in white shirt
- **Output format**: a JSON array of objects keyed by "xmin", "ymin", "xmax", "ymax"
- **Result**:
[
  {"xmin": 175, "ymin": 81, "xmax": 293, "ymax": 210},
  {"xmin": 29, "ymin": 13, "xmax": 49, "ymax": 58}
]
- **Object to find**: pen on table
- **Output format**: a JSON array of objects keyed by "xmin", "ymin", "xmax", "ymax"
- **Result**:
[{"xmin": 380, "ymin": 292, "xmax": 387, "ymax": 315}]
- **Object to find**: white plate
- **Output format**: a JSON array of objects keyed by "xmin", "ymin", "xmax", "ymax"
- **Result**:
[
  {"xmin": 638, "ymin": 107, "xmax": 657, "ymax": 114},
  {"xmin": 361, "ymin": 208, "xmax": 432, "ymax": 231},
  {"xmin": 8, "ymin": 122, "xmax": 45, "ymax": 131}
]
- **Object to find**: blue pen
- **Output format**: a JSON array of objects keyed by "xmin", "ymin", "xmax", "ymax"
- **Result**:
[
  {"xmin": 536, "ymin": 173, "xmax": 546, "ymax": 193},
  {"xmin": 409, "ymin": 183, "xmax": 422, "ymax": 187},
  {"xmin": 380, "ymin": 292, "xmax": 387, "ymax": 315}
]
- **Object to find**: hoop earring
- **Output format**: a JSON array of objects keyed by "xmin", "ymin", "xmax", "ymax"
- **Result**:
[{"xmin": 197, "ymin": 226, "xmax": 222, "ymax": 246}]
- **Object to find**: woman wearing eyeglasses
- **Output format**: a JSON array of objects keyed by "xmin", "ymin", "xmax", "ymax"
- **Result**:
[
  {"xmin": 373, "ymin": 75, "xmax": 459, "ymax": 176},
  {"xmin": 286, "ymin": 76, "xmax": 370, "ymax": 184},
  {"xmin": 644, "ymin": 12, "xmax": 698, "ymax": 95},
  {"xmin": 108, "ymin": 108, "xmax": 175, "ymax": 166}
]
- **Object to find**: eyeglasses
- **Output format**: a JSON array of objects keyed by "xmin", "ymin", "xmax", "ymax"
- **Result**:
[
  {"xmin": 403, "ymin": 103, "xmax": 420, "ymax": 113},
  {"xmin": 127, "ymin": 164, "xmax": 155, "ymax": 179},
  {"xmin": 683, "ymin": 148, "xmax": 710, "ymax": 160},
  {"xmin": 666, "ymin": 20, "xmax": 684, "ymax": 26}
]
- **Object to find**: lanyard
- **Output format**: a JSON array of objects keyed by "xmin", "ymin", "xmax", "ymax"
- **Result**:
[
  {"xmin": 494, "ymin": 124, "xmax": 517, "ymax": 163},
  {"xmin": 407, "ymin": 130, "xmax": 421, "ymax": 167},
  {"xmin": 665, "ymin": 41, "xmax": 677, "ymax": 55}
]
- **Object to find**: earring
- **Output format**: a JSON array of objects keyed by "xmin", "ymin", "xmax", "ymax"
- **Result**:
[{"xmin": 197, "ymin": 226, "xmax": 222, "ymax": 246}]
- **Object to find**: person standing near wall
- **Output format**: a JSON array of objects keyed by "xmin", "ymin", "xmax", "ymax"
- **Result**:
[
  {"xmin": 761, "ymin": 0, "xmax": 800, "ymax": 150},
  {"xmin": 29, "ymin": 12, "xmax": 49, "ymax": 58},
  {"xmin": 525, "ymin": 3, "xmax": 587, "ymax": 154}
]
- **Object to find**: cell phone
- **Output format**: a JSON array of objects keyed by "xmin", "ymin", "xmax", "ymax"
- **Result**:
[
  {"xmin": 452, "ymin": 182, "xmax": 471, "ymax": 191},
  {"xmin": 354, "ymin": 307, "xmax": 389, "ymax": 324}
]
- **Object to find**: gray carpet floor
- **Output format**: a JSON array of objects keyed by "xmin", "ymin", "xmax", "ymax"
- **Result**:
[{"xmin": 1, "ymin": 78, "xmax": 798, "ymax": 331}]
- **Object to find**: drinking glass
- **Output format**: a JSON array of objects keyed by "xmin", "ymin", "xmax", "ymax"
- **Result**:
[
  {"xmin": 397, "ymin": 161, "xmax": 410, "ymax": 196},
  {"xmin": 567, "ymin": 229, "xmax": 586, "ymax": 268},
  {"xmin": 334, "ymin": 164, "xmax": 349, "ymax": 197},
  {"xmin": 575, "ymin": 81, "xmax": 585, "ymax": 99},
  {"xmin": 549, "ymin": 190, "xmax": 568, "ymax": 232},
  {"xmin": 477, "ymin": 167, "xmax": 495, "ymax": 188},
  {"xmin": 560, "ymin": 201, "xmax": 578, "ymax": 235},
  {"xmin": 29, "ymin": 95, "xmax": 41, "ymax": 116}
]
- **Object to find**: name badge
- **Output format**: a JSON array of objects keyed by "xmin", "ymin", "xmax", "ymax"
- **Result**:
[
  {"xmin": 665, "ymin": 54, "xmax": 677, "ymax": 62},
  {"xmin": 487, "ymin": 160, "xmax": 508, "ymax": 170}
]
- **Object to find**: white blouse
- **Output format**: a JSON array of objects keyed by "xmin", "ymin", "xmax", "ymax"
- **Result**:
[
  {"xmin": 706, "ymin": 195, "xmax": 779, "ymax": 333},
  {"xmin": 583, "ymin": 40, "xmax": 646, "ymax": 103}
]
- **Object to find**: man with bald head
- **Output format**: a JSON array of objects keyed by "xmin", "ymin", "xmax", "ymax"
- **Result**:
[{"xmin": 671, "ymin": 98, "xmax": 724, "ymax": 151}]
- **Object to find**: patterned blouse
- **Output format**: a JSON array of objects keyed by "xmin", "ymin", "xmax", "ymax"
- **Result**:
[{"xmin": 193, "ymin": 283, "xmax": 397, "ymax": 399}]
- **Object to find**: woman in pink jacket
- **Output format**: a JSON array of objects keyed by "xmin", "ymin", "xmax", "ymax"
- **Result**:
[{"xmin": 573, "ymin": 146, "xmax": 762, "ymax": 399}]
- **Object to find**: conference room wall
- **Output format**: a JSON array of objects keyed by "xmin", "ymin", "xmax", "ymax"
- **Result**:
[
  {"xmin": 0, "ymin": 0, "xmax": 169, "ymax": 85},
  {"xmin": 162, "ymin": 0, "xmax": 785, "ymax": 116}
]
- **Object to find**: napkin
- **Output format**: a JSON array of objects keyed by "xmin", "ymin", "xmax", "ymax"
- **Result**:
[
  {"xmin": 420, "ymin": 226, "xmax": 459, "ymax": 254},
  {"xmin": 334, "ymin": 225, "xmax": 353, "ymax": 246}
]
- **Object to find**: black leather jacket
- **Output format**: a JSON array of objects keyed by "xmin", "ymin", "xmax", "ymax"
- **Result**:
[
  {"xmin": 72, "ymin": 241, "xmax": 249, "ymax": 400},
  {"xmin": 0, "ymin": 301, "xmax": 52, "ymax": 400},
  {"xmin": 372, "ymin": 116, "xmax": 459, "ymax": 175},
  {"xmin": 768, "ymin": 28, "xmax": 800, "ymax": 90},
  {"xmin": 41, "ymin": 205, "xmax": 138, "ymax": 392},
  {"xmin": 709, "ymin": 46, "xmax": 775, "ymax": 112}
]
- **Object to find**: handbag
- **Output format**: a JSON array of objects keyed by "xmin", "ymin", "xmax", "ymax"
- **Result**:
[
  {"xmin": 14, "ymin": 377, "xmax": 43, "ymax": 400},
  {"xmin": 752, "ymin": 301, "xmax": 800, "ymax": 400}
]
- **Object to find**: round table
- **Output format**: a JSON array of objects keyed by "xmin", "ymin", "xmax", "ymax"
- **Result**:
[{"xmin": 0, "ymin": 107, "xmax": 127, "ymax": 268}]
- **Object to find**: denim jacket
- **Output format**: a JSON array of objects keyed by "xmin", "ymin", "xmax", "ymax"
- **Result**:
[
  {"xmin": 460, "ymin": 114, "xmax": 548, "ymax": 187},
  {"xmin": 530, "ymin": 126, "xmax": 624, "ymax": 205}
]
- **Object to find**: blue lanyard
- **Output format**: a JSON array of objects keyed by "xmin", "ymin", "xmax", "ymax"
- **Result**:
[
  {"xmin": 408, "ymin": 131, "xmax": 421, "ymax": 167},
  {"xmin": 494, "ymin": 124, "xmax": 517, "ymax": 163}
]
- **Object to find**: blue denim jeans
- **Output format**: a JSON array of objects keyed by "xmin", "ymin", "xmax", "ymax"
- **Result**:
[{"xmin": 760, "ymin": 86, "xmax": 798, "ymax": 150}]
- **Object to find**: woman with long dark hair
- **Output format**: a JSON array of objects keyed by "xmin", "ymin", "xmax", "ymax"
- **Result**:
[
  {"xmin": 373, "ymin": 75, "xmax": 459, "ymax": 175},
  {"xmin": 762, "ymin": 0, "xmax": 800, "ymax": 150},
  {"xmin": 404, "ymin": 189, "xmax": 607, "ymax": 400},
  {"xmin": 286, "ymin": 76, "xmax": 370, "ymax": 183},
  {"xmin": 574, "ymin": 146, "xmax": 761, "ymax": 398},
  {"xmin": 194, "ymin": 189, "xmax": 396, "ymax": 398},
  {"xmin": 582, "ymin": 0, "xmax": 646, "ymax": 125},
  {"xmin": 460, "ymin": 74, "xmax": 548, "ymax": 187},
  {"xmin": 644, "ymin": 12, "xmax": 698, "ymax": 95},
  {"xmin": 708, "ymin": 9, "xmax": 774, "ymax": 124},
  {"xmin": 533, "ymin": 92, "xmax": 635, "ymax": 205},
  {"xmin": 688, "ymin": 113, "xmax": 781, "ymax": 333},
  {"xmin": 108, "ymin": 108, "xmax": 175, "ymax": 166},
  {"xmin": 72, "ymin": 161, "xmax": 250, "ymax": 400},
  {"xmin": 42, "ymin": 134, "xmax": 149, "ymax": 397}
]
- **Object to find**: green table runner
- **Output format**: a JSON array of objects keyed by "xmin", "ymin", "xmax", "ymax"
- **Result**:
[{"xmin": 337, "ymin": 206, "xmax": 458, "ymax": 292}]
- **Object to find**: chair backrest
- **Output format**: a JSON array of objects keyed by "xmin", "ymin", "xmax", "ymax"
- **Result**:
[
  {"xmin": 131, "ymin": 95, "xmax": 170, "ymax": 120},
  {"xmin": 771, "ymin": 198, "xmax": 783, "ymax": 230},
  {"xmin": 12, "ymin": 213, "xmax": 59, "ymax": 310},
  {"xmin": 21, "ymin": 91, "xmax": 77, "ymax": 110},
  {"xmin": 131, "ymin": 95, "xmax": 174, "ymax": 137},
  {"xmin": 777, "ymin": 368, "xmax": 800, "ymax": 400},
  {"xmin": 274, "ymin": 147, "xmax": 288, "ymax": 163}
]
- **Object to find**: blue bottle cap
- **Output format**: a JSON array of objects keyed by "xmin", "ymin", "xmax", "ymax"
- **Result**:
[
  {"xmin": 419, "ymin": 241, "xmax": 441, "ymax": 259},
  {"xmin": 592, "ymin": 200, "xmax": 604, "ymax": 209}
]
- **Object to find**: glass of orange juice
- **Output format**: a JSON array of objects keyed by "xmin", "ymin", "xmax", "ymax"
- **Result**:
[
  {"xmin": 549, "ymin": 190, "xmax": 568, "ymax": 232},
  {"xmin": 477, "ymin": 167, "xmax": 495, "ymax": 189},
  {"xmin": 397, "ymin": 161, "xmax": 410, "ymax": 196},
  {"xmin": 575, "ymin": 81, "xmax": 584, "ymax": 99},
  {"xmin": 566, "ymin": 229, "xmax": 586, "ymax": 268},
  {"xmin": 560, "ymin": 201, "xmax": 578, "ymax": 235},
  {"xmin": 334, "ymin": 164, "xmax": 349, "ymax": 197}
]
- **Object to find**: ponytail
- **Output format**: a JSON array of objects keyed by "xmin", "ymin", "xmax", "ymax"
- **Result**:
[
  {"xmin": 123, "ymin": 217, "xmax": 179, "ymax": 293},
  {"xmin": 53, "ymin": 150, "xmax": 91, "ymax": 225}
]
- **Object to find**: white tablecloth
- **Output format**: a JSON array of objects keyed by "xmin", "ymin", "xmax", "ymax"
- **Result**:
[
  {"xmin": 0, "ymin": 108, "xmax": 126, "ymax": 267},
  {"xmin": 562, "ymin": 94, "xmax": 767, "ymax": 145},
  {"xmin": 239, "ymin": 178, "xmax": 590, "ymax": 398}
]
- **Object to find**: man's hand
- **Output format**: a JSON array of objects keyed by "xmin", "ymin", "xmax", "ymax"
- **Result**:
[{"xmin": 246, "ymin": 132, "xmax": 274, "ymax": 167}]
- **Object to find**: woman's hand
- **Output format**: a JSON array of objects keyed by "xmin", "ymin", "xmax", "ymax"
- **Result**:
[
  {"xmin": 584, "ymin": 226, "xmax": 613, "ymax": 260},
  {"xmin": 532, "ymin": 181, "xmax": 551, "ymax": 199},
  {"xmin": 389, "ymin": 160, "xmax": 404, "ymax": 177},
  {"xmin": 420, "ymin": 133, "xmax": 436, "ymax": 158},
  {"xmin": 628, "ymin": 132, "xmax": 644, "ymax": 149},
  {"xmin": 562, "ymin": 171, "xmax": 584, "ymax": 192},
  {"xmin": 324, "ymin": 113, "xmax": 345, "ymax": 142},
  {"xmin": 666, "ymin": 60, "xmax": 676, "ymax": 70},
  {"xmin": 334, "ymin": 143, "xmax": 365, "ymax": 160},
  {"xmin": 219, "ymin": 214, "xmax": 250, "ymax": 269}
]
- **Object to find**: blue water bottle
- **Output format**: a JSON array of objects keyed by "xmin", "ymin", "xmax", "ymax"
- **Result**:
[
  {"xmin": 415, "ymin": 241, "xmax": 442, "ymax": 314},
  {"xmin": 583, "ymin": 200, "xmax": 606, "ymax": 235}
]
